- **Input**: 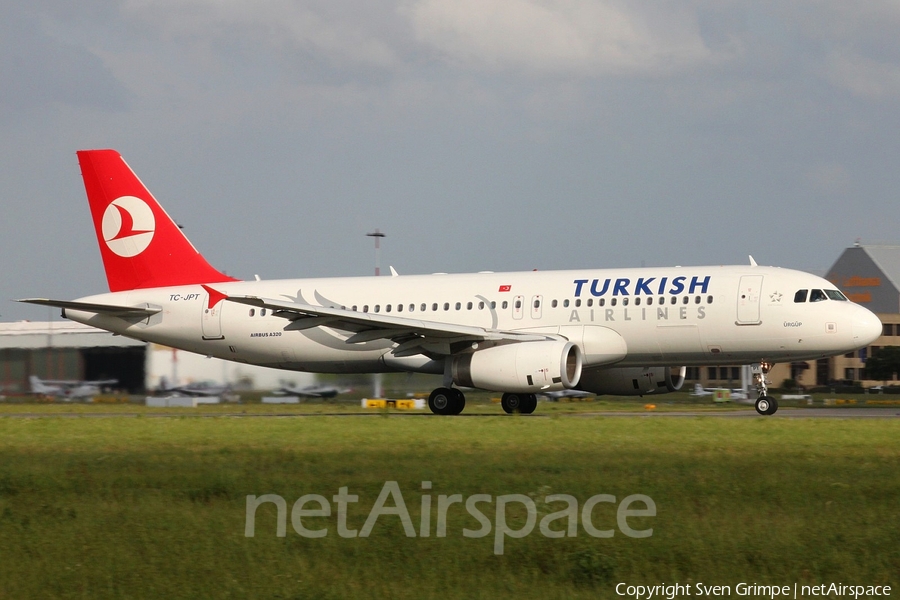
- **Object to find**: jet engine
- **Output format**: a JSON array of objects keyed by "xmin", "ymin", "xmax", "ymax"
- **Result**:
[
  {"xmin": 577, "ymin": 366, "xmax": 686, "ymax": 396},
  {"xmin": 451, "ymin": 341, "xmax": 582, "ymax": 393}
]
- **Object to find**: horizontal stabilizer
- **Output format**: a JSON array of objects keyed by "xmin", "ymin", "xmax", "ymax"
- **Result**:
[{"xmin": 18, "ymin": 298, "xmax": 161, "ymax": 318}]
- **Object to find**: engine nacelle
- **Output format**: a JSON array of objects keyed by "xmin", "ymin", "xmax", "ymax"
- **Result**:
[
  {"xmin": 578, "ymin": 366, "xmax": 686, "ymax": 396},
  {"xmin": 451, "ymin": 341, "xmax": 583, "ymax": 393}
]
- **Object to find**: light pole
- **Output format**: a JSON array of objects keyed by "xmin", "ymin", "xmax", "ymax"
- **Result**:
[
  {"xmin": 366, "ymin": 229, "xmax": 385, "ymax": 398},
  {"xmin": 366, "ymin": 229, "xmax": 385, "ymax": 276}
]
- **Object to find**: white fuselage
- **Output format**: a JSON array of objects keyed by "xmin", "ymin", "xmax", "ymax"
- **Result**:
[{"xmin": 64, "ymin": 265, "xmax": 882, "ymax": 377}]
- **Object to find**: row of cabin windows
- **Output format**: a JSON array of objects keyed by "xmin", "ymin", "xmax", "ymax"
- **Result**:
[
  {"xmin": 354, "ymin": 301, "xmax": 498, "ymax": 313},
  {"xmin": 793, "ymin": 289, "xmax": 848, "ymax": 303},
  {"xmin": 249, "ymin": 295, "xmax": 715, "ymax": 317}
]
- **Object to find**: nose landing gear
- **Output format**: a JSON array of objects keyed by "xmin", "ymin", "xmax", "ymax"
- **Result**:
[{"xmin": 752, "ymin": 361, "xmax": 778, "ymax": 415}]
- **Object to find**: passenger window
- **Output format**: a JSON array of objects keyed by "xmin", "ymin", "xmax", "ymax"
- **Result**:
[
  {"xmin": 563, "ymin": 299, "xmax": 570, "ymax": 308},
  {"xmin": 352, "ymin": 305, "xmax": 358, "ymax": 312},
  {"xmin": 810, "ymin": 289, "xmax": 827, "ymax": 302},
  {"xmin": 611, "ymin": 298, "xmax": 617, "ymax": 307},
  {"xmin": 599, "ymin": 299, "xmax": 605, "ymax": 307},
  {"xmin": 467, "ymin": 302, "xmax": 473, "ymax": 310},
  {"xmin": 363, "ymin": 305, "xmax": 369, "ymax": 313},
  {"xmin": 670, "ymin": 297, "xmax": 677, "ymax": 305},
  {"xmin": 533, "ymin": 299, "xmax": 540, "ymax": 308},
  {"xmin": 647, "ymin": 297, "xmax": 653, "ymax": 305},
  {"xmin": 261, "ymin": 309, "xmax": 267, "ymax": 316},
  {"xmin": 575, "ymin": 299, "xmax": 581, "ymax": 307},
  {"xmin": 514, "ymin": 299, "xmax": 522, "ymax": 309},
  {"xmin": 443, "ymin": 303, "xmax": 450, "ymax": 311},
  {"xmin": 386, "ymin": 305, "xmax": 392, "ymax": 313},
  {"xmin": 249, "ymin": 309, "xmax": 255, "ymax": 317},
  {"xmin": 707, "ymin": 295, "xmax": 713, "ymax": 304},
  {"xmin": 455, "ymin": 302, "xmax": 461, "ymax": 310},
  {"xmin": 479, "ymin": 302, "xmax": 485, "ymax": 309},
  {"xmin": 694, "ymin": 296, "xmax": 701, "ymax": 304},
  {"xmin": 587, "ymin": 299, "xmax": 593, "ymax": 307},
  {"xmin": 622, "ymin": 298, "xmax": 629, "ymax": 306},
  {"xmin": 794, "ymin": 290, "xmax": 808, "ymax": 303},
  {"xmin": 634, "ymin": 298, "xmax": 640, "ymax": 306},
  {"xmin": 552, "ymin": 299, "xmax": 558, "ymax": 308},
  {"xmin": 502, "ymin": 301, "xmax": 508, "ymax": 309},
  {"xmin": 682, "ymin": 296, "xmax": 689, "ymax": 305},
  {"xmin": 374, "ymin": 305, "xmax": 380, "ymax": 313},
  {"xmin": 491, "ymin": 301, "xmax": 497, "ymax": 309}
]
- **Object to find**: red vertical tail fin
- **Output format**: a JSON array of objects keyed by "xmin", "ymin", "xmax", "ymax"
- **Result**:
[{"xmin": 77, "ymin": 149, "xmax": 238, "ymax": 292}]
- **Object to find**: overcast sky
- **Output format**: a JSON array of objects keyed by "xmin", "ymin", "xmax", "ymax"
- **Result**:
[{"xmin": 3, "ymin": 0, "xmax": 899, "ymax": 321}]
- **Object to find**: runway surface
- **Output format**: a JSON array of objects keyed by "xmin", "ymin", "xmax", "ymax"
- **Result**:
[{"xmin": 1, "ymin": 408, "xmax": 898, "ymax": 418}]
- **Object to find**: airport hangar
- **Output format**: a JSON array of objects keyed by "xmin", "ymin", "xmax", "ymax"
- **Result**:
[
  {"xmin": 1, "ymin": 244, "xmax": 898, "ymax": 395},
  {"xmin": 0, "ymin": 321, "xmax": 312, "ymax": 395}
]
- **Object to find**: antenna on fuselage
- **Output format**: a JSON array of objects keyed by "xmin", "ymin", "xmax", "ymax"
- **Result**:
[{"xmin": 749, "ymin": 255, "xmax": 758, "ymax": 267}]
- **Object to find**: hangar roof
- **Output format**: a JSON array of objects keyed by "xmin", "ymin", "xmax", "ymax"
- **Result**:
[
  {"xmin": 0, "ymin": 321, "xmax": 145, "ymax": 350},
  {"xmin": 827, "ymin": 244, "xmax": 900, "ymax": 314}
]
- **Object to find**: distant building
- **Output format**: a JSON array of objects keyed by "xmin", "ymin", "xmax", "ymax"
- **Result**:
[
  {"xmin": 0, "ymin": 321, "xmax": 145, "ymax": 393},
  {"xmin": 0, "ymin": 321, "xmax": 313, "ymax": 394},
  {"xmin": 825, "ymin": 244, "xmax": 900, "ymax": 386}
]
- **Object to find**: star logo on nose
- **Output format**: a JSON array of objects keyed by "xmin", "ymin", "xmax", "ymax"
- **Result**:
[{"xmin": 770, "ymin": 291, "xmax": 783, "ymax": 303}]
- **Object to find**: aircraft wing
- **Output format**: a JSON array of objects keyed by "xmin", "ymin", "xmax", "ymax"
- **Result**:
[
  {"xmin": 224, "ymin": 295, "xmax": 558, "ymax": 357},
  {"xmin": 40, "ymin": 379, "xmax": 117, "ymax": 386},
  {"xmin": 19, "ymin": 298, "xmax": 161, "ymax": 318}
]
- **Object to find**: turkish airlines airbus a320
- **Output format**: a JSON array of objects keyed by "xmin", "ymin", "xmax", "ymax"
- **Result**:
[{"xmin": 22, "ymin": 150, "xmax": 882, "ymax": 415}]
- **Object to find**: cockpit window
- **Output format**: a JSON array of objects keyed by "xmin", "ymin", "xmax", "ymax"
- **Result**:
[
  {"xmin": 794, "ymin": 290, "xmax": 808, "ymax": 303},
  {"xmin": 825, "ymin": 289, "xmax": 848, "ymax": 301},
  {"xmin": 809, "ymin": 289, "xmax": 827, "ymax": 302}
]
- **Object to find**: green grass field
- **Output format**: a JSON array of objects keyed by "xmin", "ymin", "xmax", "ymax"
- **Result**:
[{"xmin": 0, "ymin": 406, "xmax": 897, "ymax": 599}]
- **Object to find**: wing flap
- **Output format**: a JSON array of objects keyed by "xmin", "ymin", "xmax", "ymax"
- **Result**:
[{"xmin": 224, "ymin": 295, "xmax": 555, "ymax": 353}]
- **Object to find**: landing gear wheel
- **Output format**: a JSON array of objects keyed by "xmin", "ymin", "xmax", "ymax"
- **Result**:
[
  {"xmin": 448, "ymin": 388, "xmax": 466, "ymax": 415},
  {"xmin": 521, "ymin": 394, "xmax": 537, "ymax": 414},
  {"xmin": 428, "ymin": 387, "xmax": 466, "ymax": 415},
  {"xmin": 501, "ymin": 393, "xmax": 537, "ymax": 414},
  {"xmin": 755, "ymin": 395, "xmax": 778, "ymax": 416},
  {"xmin": 501, "ymin": 393, "xmax": 522, "ymax": 414},
  {"xmin": 429, "ymin": 388, "xmax": 454, "ymax": 415}
]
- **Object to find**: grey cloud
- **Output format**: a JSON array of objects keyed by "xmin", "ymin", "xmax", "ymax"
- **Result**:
[{"xmin": 0, "ymin": 5, "xmax": 129, "ymax": 111}]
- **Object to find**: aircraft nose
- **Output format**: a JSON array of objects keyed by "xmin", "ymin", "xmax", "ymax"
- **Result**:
[{"xmin": 852, "ymin": 307, "xmax": 882, "ymax": 346}]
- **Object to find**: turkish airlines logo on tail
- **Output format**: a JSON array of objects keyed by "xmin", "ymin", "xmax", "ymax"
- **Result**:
[{"xmin": 101, "ymin": 196, "xmax": 155, "ymax": 257}]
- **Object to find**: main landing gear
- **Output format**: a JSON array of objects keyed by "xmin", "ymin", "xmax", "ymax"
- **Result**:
[
  {"xmin": 428, "ymin": 387, "xmax": 466, "ymax": 415},
  {"xmin": 501, "ymin": 393, "xmax": 537, "ymax": 415},
  {"xmin": 426, "ymin": 388, "xmax": 539, "ymax": 415},
  {"xmin": 752, "ymin": 361, "xmax": 778, "ymax": 416}
]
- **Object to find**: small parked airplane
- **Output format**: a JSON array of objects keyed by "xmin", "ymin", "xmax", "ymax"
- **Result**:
[
  {"xmin": 157, "ymin": 380, "xmax": 230, "ymax": 397},
  {"xmin": 273, "ymin": 383, "xmax": 352, "ymax": 398},
  {"xmin": 20, "ymin": 150, "xmax": 883, "ymax": 416},
  {"xmin": 29, "ymin": 375, "xmax": 117, "ymax": 400},
  {"xmin": 689, "ymin": 383, "xmax": 715, "ymax": 397}
]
